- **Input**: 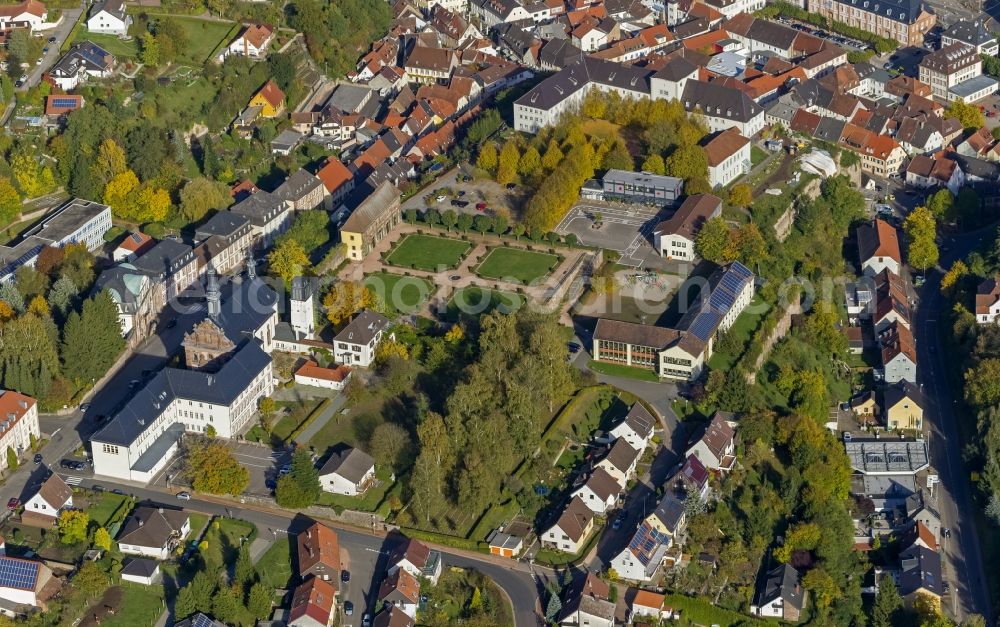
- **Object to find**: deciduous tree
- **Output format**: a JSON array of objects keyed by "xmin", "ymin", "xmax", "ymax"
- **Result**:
[
  {"xmin": 945, "ymin": 98, "xmax": 985, "ymax": 129},
  {"xmin": 0, "ymin": 177, "xmax": 20, "ymax": 227},
  {"xmin": 496, "ymin": 141, "xmax": 520, "ymax": 184},
  {"xmin": 695, "ymin": 217, "xmax": 731, "ymax": 263},
  {"xmin": 729, "ymin": 183, "xmax": 753, "ymax": 208},
  {"xmin": 518, "ymin": 146, "xmax": 541, "ymax": 177},
  {"xmin": 179, "ymin": 177, "xmax": 232, "ymax": 223},
  {"xmin": 903, "ymin": 206, "xmax": 938, "ymax": 272},
  {"xmin": 58, "ymin": 510, "xmax": 90, "ymax": 544},
  {"xmin": 641, "ymin": 153, "xmax": 665, "ymax": 175},
  {"xmin": 268, "ymin": 239, "xmax": 310, "ymax": 287},
  {"xmin": 323, "ymin": 281, "xmax": 375, "ymax": 327},
  {"xmin": 93, "ymin": 527, "xmax": 111, "ymax": 551},
  {"xmin": 74, "ymin": 561, "xmax": 107, "ymax": 597},
  {"xmin": 185, "ymin": 438, "xmax": 249, "ymax": 496},
  {"xmin": 476, "ymin": 142, "xmax": 498, "ymax": 171}
]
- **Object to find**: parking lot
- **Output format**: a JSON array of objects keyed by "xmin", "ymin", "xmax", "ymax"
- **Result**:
[
  {"xmin": 151, "ymin": 441, "xmax": 291, "ymax": 497},
  {"xmin": 556, "ymin": 201, "xmax": 677, "ymax": 269},
  {"xmin": 776, "ymin": 17, "xmax": 867, "ymax": 50},
  {"xmin": 400, "ymin": 167, "xmax": 530, "ymax": 218}
]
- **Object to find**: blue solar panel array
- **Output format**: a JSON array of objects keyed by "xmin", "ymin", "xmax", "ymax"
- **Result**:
[
  {"xmin": 191, "ymin": 614, "xmax": 217, "ymax": 627},
  {"xmin": 681, "ymin": 262, "xmax": 754, "ymax": 342},
  {"xmin": 51, "ymin": 98, "xmax": 79, "ymax": 109},
  {"xmin": 627, "ymin": 522, "xmax": 672, "ymax": 565},
  {"xmin": 0, "ymin": 558, "xmax": 39, "ymax": 590}
]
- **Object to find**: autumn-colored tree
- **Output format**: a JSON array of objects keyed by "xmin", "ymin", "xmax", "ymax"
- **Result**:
[
  {"xmin": 903, "ymin": 205, "xmax": 938, "ymax": 271},
  {"xmin": 518, "ymin": 146, "xmax": 541, "ymax": 177},
  {"xmin": 476, "ymin": 142, "xmax": 498, "ymax": 171},
  {"xmin": 268, "ymin": 239, "xmax": 310, "ymax": 287},
  {"xmin": 667, "ymin": 144, "xmax": 708, "ymax": 180},
  {"xmin": 684, "ymin": 176, "xmax": 713, "ymax": 195},
  {"xmin": 323, "ymin": 281, "xmax": 376, "ymax": 327},
  {"xmin": 93, "ymin": 527, "xmax": 111, "ymax": 551},
  {"xmin": 541, "ymin": 139, "xmax": 563, "ymax": 170},
  {"xmin": 940, "ymin": 259, "xmax": 968, "ymax": 296},
  {"xmin": 92, "ymin": 138, "xmax": 127, "ymax": 188},
  {"xmin": 179, "ymin": 177, "xmax": 232, "ymax": 222},
  {"xmin": 945, "ymin": 98, "xmax": 985, "ymax": 129},
  {"xmin": 0, "ymin": 177, "xmax": 20, "ymax": 227},
  {"xmin": 496, "ymin": 141, "xmax": 520, "ymax": 185},
  {"xmin": 11, "ymin": 154, "xmax": 55, "ymax": 198},
  {"xmin": 641, "ymin": 154, "xmax": 666, "ymax": 175},
  {"xmin": 729, "ymin": 183, "xmax": 753, "ymax": 208},
  {"xmin": 185, "ymin": 437, "xmax": 249, "ymax": 496},
  {"xmin": 133, "ymin": 185, "xmax": 171, "ymax": 223},
  {"xmin": 374, "ymin": 338, "xmax": 408, "ymax": 365},
  {"xmin": 35, "ymin": 246, "xmax": 63, "ymax": 277},
  {"xmin": 695, "ymin": 217, "xmax": 732, "ymax": 263},
  {"xmin": 103, "ymin": 170, "xmax": 140, "ymax": 218},
  {"xmin": 27, "ymin": 295, "xmax": 49, "ymax": 317},
  {"xmin": 58, "ymin": 510, "xmax": 90, "ymax": 544}
]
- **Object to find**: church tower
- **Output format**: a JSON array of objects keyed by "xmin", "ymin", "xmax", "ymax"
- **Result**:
[{"xmin": 290, "ymin": 276, "xmax": 315, "ymax": 340}]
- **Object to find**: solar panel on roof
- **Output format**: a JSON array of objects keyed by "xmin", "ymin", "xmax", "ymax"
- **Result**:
[
  {"xmin": 689, "ymin": 311, "xmax": 721, "ymax": 341},
  {"xmin": 730, "ymin": 261, "xmax": 752, "ymax": 278},
  {"xmin": 719, "ymin": 272, "xmax": 746, "ymax": 295},
  {"xmin": 190, "ymin": 615, "xmax": 217, "ymax": 627},
  {"xmin": 709, "ymin": 289, "xmax": 735, "ymax": 312},
  {"xmin": 0, "ymin": 558, "xmax": 39, "ymax": 590},
  {"xmin": 52, "ymin": 98, "xmax": 79, "ymax": 108}
]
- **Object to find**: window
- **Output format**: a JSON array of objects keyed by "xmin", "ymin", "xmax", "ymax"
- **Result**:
[{"xmin": 102, "ymin": 444, "xmax": 119, "ymax": 455}]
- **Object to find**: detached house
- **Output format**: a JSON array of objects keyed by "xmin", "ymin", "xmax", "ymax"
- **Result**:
[
  {"xmin": 289, "ymin": 577, "xmax": 337, "ymax": 627},
  {"xmin": 571, "ymin": 467, "xmax": 621, "ymax": 514},
  {"xmin": 884, "ymin": 381, "xmax": 925, "ymax": 431},
  {"xmin": 318, "ymin": 446, "xmax": 376, "ymax": 496},
  {"xmin": 222, "ymin": 23, "xmax": 274, "ymax": 60},
  {"xmin": 653, "ymin": 193, "xmax": 722, "ymax": 260},
  {"xmin": 685, "ymin": 411, "xmax": 736, "ymax": 472},
  {"xmin": 610, "ymin": 520, "xmax": 672, "ymax": 582},
  {"xmin": 333, "ymin": 310, "xmax": 391, "ymax": 368},
  {"xmin": 976, "ymin": 277, "xmax": 1000, "ymax": 323},
  {"xmin": 879, "ymin": 320, "xmax": 917, "ymax": 384},
  {"xmin": 558, "ymin": 573, "xmax": 615, "ymax": 627},
  {"xmin": 297, "ymin": 521, "xmax": 340, "ymax": 582},
  {"xmin": 116, "ymin": 507, "xmax": 190, "ymax": 560},
  {"xmin": 0, "ymin": 557, "xmax": 53, "ymax": 613},
  {"xmin": 249, "ymin": 80, "xmax": 286, "ymax": 118},
  {"xmin": 542, "ymin": 496, "xmax": 596, "ymax": 554},
  {"xmin": 608, "ymin": 403, "xmax": 655, "ymax": 451},
  {"xmin": 87, "ymin": 0, "xmax": 130, "ymax": 35},
  {"xmin": 0, "ymin": 0, "xmax": 46, "ymax": 31},
  {"xmin": 389, "ymin": 536, "xmax": 442, "ymax": 584},
  {"xmin": 595, "ymin": 438, "xmax": 641, "ymax": 486},
  {"xmin": 22, "ymin": 473, "xmax": 72, "ymax": 526},
  {"xmin": 702, "ymin": 127, "xmax": 751, "ymax": 188},
  {"xmin": 751, "ymin": 563, "xmax": 807, "ymax": 621},
  {"xmin": 898, "ymin": 545, "xmax": 943, "ymax": 604},
  {"xmin": 47, "ymin": 41, "xmax": 115, "ymax": 90},
  {"xmin": 857, "ymin": 218, "xmax": 901, "ymax": 277}
]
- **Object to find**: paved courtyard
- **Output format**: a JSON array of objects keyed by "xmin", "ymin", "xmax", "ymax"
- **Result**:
[
  {"xmin": 151, "ymin": 441, "xmax": 291, "ymax": 497},
  {"xmin": 556, "ymin": 201, "xmax": 678, "ymax": 270}
]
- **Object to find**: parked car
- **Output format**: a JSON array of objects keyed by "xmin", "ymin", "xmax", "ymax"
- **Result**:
[
  {"xmin": 505, "ymin": 183, "xmax": 516, "ymax": 190},
  {"xmin": 341, "ymin": 570, "xmax": 351, "ymax": 583},
  {"xmin": 450, "ymin": 199, "xmax": 469, "ymax": 208},
  {"xmin": 344, "ymin": 601, "xmax": 354, "ymax": 616},
  {"xmin": 59, "ymin": 459, "xmax": 74, "ymax": 469},
  {"xmin": 111, "ymin": 489, "xmax": 124, "ymax": 495},
  {"xmin": 6, "ymin": 498, "xmax": 18, "ymax": 510},
  {"xmin": 32, "ymin": 454, "xmax": 41, "ymax": 464},
  {"xmin": 176, "ymin": 492, "xmax": 191, "ymax": 500},
  {"xmin": 435, "ymin": 195, "xmax": 446, "ymax": 202},
  {"xmin": 476, "ymin": 202, "xmax": 487, "ymax": 211},
  {"xmin": 567, "ymin": 342, "xmax": 581, "ymax": 353}
]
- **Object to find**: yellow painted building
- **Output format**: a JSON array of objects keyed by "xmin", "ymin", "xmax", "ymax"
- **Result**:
[{"xmin": 249, "ymin": 80, "xmax": 286, "ymax": 118}]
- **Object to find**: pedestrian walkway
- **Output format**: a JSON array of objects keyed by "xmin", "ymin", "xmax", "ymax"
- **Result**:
[{"xmin": 293, "ymin": 395, "xmax": 345, "ymax": 445}]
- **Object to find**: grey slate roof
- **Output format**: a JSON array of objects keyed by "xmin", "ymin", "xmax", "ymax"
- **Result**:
[
  {"xmin": 117, "ymin": 506, "xmax": 188, "ymax": 548},
  {"xmin": 50, "ymin": 41, "xmax": 114, "ymax": 78},
  {"xmin": 681, "ymin": 80, "xmax": 762, "ymax": 123},
  {"xmin": 837, "ymin": 0, "xmax": 925, "ymax": 24},
  {"xmin": 230, "ymin": 189, "xmax": 287, "ymax": 227},
  {"xmin": 121, "ymin": 557, "xmax": 159, "ymax": 578},
  {"xmin": 274, "ymin": 168, "xmax": 324, "ymax": 204},
  {"xmin": 334, "ymin": 309, "xmax": 390, "ymax": 346},
  {"xmin": 516, "ymin": 57, "xmax": 651, "ymax": 111},
  {"xmin": 754, "ymin": 563, "xmax": 805, "ymax": 611},
  {"xmin": 898, "ymin": 545, "xmax": 942, "ymax": 597},
  {"xmin": 131, "ymin": 239, "xmax": 194, "ymax": 279},
  {"xmin": 318, "ymin": 446, "xmax": 375, "ymax": 482},
  {"xmin": 943, "ymin": 19, "xmax": 997, "ymax": 47},
  {"xmin": 194, "ymin": 211, "xmax": 249, "ymax": 242},
  {"xmin": 650, "ymin": 493, "xmax": 685, "ymax": 533}
]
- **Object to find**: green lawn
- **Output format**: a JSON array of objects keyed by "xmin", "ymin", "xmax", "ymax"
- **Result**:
[
  {"xmin": 255, "ymin": 536, "xmax": 294, "ymax": 589},
  {"xmin": 72, "ymin": 32, "xmax": 138, "ymax": 58},
  {"xmin": 187, "ymin": 512, "xmax": 210, "ymax": 540},
  {"xmin": 99, "ymin": 583, "xmax": 165, "ymax": 627},
  {"xmin": 750, "ymin": 144, "xmax": 768, "ymax": 167},
  {"xmin": 475, "ymin": 247, "xmax": 559, "ymax": 284},
  {"xmin": 587, "ymin": 360, "xmax": 660, "ymax": 382},
  {"xmin": 385, "ymin": 234, "xmax": 471, "ymax": 271},
  {"xmin": 707, "ymin": 295, "xmax": 769, "ymax": 371},
  {"xmin": 199, "ymin": 518, "xmax": 255, "ymax": 572},
  {"xmin": 364, "ymin": 272, "xmax": 435, "ymax": 315},
  {"xmin": 662, "ymin": 593, "xmax": 774, "ymax": 626},
  {"xmin": 534, "ymin": 523, "xmax": 602, "ymax": 566},
  {"xmin": 85, "ymin": 492, "xmax": 130, "ymax": 527},
  {"xmin": 447, "ymin": 286, "xmax": 522, "ymax": 319},
  {"xmin": 271, "ymin": 399, "xmax": 323, "ymax": 443},
  {"xmin": 173, "ymin": 16, "xmax": 237, "ymax": 65}
]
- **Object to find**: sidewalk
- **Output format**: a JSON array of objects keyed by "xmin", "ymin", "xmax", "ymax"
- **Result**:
[{"xmin": 293, "ymin": 395, "xmax": 345, "ymax": 444}]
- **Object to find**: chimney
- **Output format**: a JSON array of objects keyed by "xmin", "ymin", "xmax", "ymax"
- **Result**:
[
  {"xmin": 18, "ymin": 400, "xmax": 26, "ymax": 409},
  {"xmin": 158, "ymin": 508, "xmax": 164, "ymax": 514},
  {"xmin": 138, "ymin": 519, "xmax": 144, "ymax": 527}
]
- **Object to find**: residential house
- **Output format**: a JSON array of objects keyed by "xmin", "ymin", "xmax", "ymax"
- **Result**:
[
  {"xmin": 294, "ymin": 361, "xmax": 351, "ymax": 391},
  {"xmin": 116, "ymin": 507, "xmax": 190, "ymax": 560},
  {"xmin": 0, "ymin": 0, "xmax": 46, "ymax": 32},
  {"xmin": 644, "ymin": 493, "xmax": 686, "ymax": 541},
  {"xmin": 403, "ymin": 46, "xmax": 456, "ymax": 84},
  {"xmin": 630, "ymin": 589, "xmax": 667, "ymax": 619},
  {"xmin": 120, "ymin": 558, "xmax": 160, "ymax": 586},
  {"xmin": 751, "ymin": 563, "xmax": 806, "ymax": 621},
  {"xmin": 47, "ymin": 41, "xmax": 115, "ymax": 90},
  {"xmin": 317, "ymin": 446, "xmax": 376, "ymax": 496},
  {"xmin": 271, "ymin": 129, "xmax": 304, "ymax": 156},
  {"xmin": 653, "ymin": 193, "xmax": 722, "ymax": 260},
  {"xmin": 558, "ymin": 573, "xmax": 615, "ymax": 627},
  {"xmin": 222, "ymin": 23, "xmax": 274, "ymax": 60},
  {"xmin": 942, "ymin": 18, "xmax": 998, "ymax": 55},
  {"xmin": 571, "ymin": 468, "xmax": 621, "ymax": 514},
  {"xmin": 333, "ymin": 310, "xmax": 390, "ymax": 368},
  {"xmin": 898, "ymin": 545, "xmax": 943, "ymax": 604},
  {"xmin": 93, "ymin": 265, "xmax": 159, "ymax": 348},
  {"xmin": 275, "ymin": 169, "xmax": 326, "ymax": 211},
  {"xmin": 542, "ymin": 496, "xmax": 595, "ymax": 554},
  {"xmin": 702, "ymin": 128, "xmax": 750, "ymax": 188},
  {"xmin": 0, "ymin": 391, "xmax": 39, "ymax": 472},
  {"xmin": 681, "ymin": 80, "xmax": 765, "ymax": 137},
  {"xmin": 230, "ymin": 189, "xmax": 292, "ymax": 248},
  {"xmin": 595, "ymin": 438, "xmax": 640, "ymax": 486},
  {"xmin": 44, "ymin": 93, "xmax": 84, "ymax": 120},
  {"xmin": 176, "ymin": 614, "xmax": 226, "ymax": 627},
  {"xmin": 316, "ymin": 157, "xmax": 355, "ymax": 210},
  {"xmin": 676, "ymin": 454, "xmax": 710, "ymax": 501},
  {"xmin": 849, "ymin": 391, "xmax": 878, "ymax": 421},
  {"xmin": 879, "ymin": 320, "xmax": 917, "ymax": 384},
  {"xmin": 884, "ymin": 381, "xmax": 925, "ymax": 431},
  {"xmin": 873, "ymin": 269, "xmax": 910, "ymax": 333},
  {"xmin": 372, "ymin": 606, "xmax": 416, "ymax": 627},
  {"xmin": 86, "ymin": 0, "xmax": 129, "ymax": 35},
  {"xmin": 21, "ymin": 474, "xmax": 71, "ymax": 526},
  {"xmin": 857, "ymin": 218, "xmax": 901, "ymax": 277},
  {"xmin": 0, "ymin": 557, "xmax": 53, "ymax": 613},
  {"xmin": 289, "ymin": 577, "xmax": 337, "ymax": 627},
  {"xmin": 894, "ymin": 116, "xmax": 945, "ymax": 155},
  {"xmin": 340, "ymin": 181, "xmax": 401, "ymax": 261},
  {"xmin": 812, "ymin": 0, "xmax": 934, "ymax": 47},
  {"xmin": 919, "ymin": 42, "xmax": 996, "ymax": 102},
  {"xmin": 249, "ymin": 80, "xmax": 286, "ymax": 118},
  {"xmin": 388, "ymin": 536, "xmax": 442, "ymax": 584},
  {"xmin": 608, "ymin": 403, "xmax": 655, "ymax": 451},
  {"xmin": 905, "ymin": 153, "xmax": 964, "ymax": 196},
  {"xmin": 976, "ymin": 277, "xmax": 1000, "ymax": 323},
  {"xmin": 470, "ymin": 0, "xmax": 531, "ymax": 28},
  {"xmin": 378, "ymin": 568, "xmax": 419, "ymax": 618},
  {"xmin": 685, "ymin": 411, "xmax": 736, "ymax": 472},
  {"xmin": 297, "ymin": 521, "xmax": 340, "ymax": 582}
]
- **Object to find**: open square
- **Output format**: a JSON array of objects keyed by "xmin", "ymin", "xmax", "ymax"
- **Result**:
[
  {"xmin": 385, "ymin": 233, "xmax": 471, "ymax": 271},
  {"xmin": 475, "ymin": 247, "xmax": 560, "ymax": 284},
  {"xmin": 365, "ymin": 272, "xmax": 435, "ymax": 314}
]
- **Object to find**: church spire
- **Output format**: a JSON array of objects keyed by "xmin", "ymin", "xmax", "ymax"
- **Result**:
[
  {"xmin": 206, "ymin": 263, "xmax": 221, "ymax": 321},
  {"xmin": 246, "ymin": 249, "xmax": 257, "ymax": 280}
]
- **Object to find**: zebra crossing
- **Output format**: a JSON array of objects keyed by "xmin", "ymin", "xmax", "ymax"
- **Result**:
[{"xmin": 61, "ymin": 475, "xmax": 83, "ymax": 486}]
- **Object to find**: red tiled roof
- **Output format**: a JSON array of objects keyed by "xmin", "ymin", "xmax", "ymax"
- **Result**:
[
  {"xmin": 289, "ymin": 577, "xmax": 336, "ymax": 625},
  {"xmin": 254, "ymin": 80, "xmax": 285, "ymax": 109},
  {"xmin": 316, "ymin": 157, "xmax": 352, "ymax": 194},
  {"xmin": 296, "ymin": 360, "xmax": 351, "ymax": 383}
]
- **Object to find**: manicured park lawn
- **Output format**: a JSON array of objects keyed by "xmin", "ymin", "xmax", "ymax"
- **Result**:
[
  {"xmin": 271, "ymin": 399, "xmax": 324, "ymax": 443},
  {"xmin": 255, "ymin": 536, "xmax": 294, "ymax": 589},
  {"xmin": 385, "ymin": 234, "xmax": 471, "ymax": 271},
  {"xmin": 447, "ymin": 286, "xmax": 522, "ymax": 319},
  {"xmin": 475, "ymin": 247, "xmax": 559, "ymax": 284},
  {"xmin": 364, "ymin": 272, "xmax": 435, "ymax": 315},
  {"xmin": 587, "ymin": 360, "xmax": 660, "ymax": 383},
  {"xmin": 72, "ymin": 32, "xmax": 139, "ymax": 58}
]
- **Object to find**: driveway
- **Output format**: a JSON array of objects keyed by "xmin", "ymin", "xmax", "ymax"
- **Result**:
[{"xmin": 19, "ymin": 5, "xmax": 84, "ymax": 91}]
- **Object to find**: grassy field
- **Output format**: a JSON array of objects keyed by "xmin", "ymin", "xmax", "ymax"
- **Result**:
[
  {"xmin": 99, "ymin": 584, "xmax": 165, "ymax": 627},
  {"xmin": 255, "ymin": 536, "xmax": 294, "ymax": 589},
  {"xmin": 446, "ymin": 286, "xmax": 522, "ymax": 319},
  {"xmin": 750, "ymin": 144, "xmax": 769, "ymax": 167},
  {"xmin": 187, "ymin": 512, "xmax": 210, "ymax": 540},
  {"xmin": 173, "ymin": 16, "xmax": 237, "ymax": 65},
  {"xmin": 385, "ymin": 234, "xmax": 471, "ymax": 271},
  {"xmin": 475, "ymin": 247, "xmax": 559, "ymax": 284},
  {"xmin": 200, "ymin": 518, "xmax": 255, "ymax": 572},
  {"xmin": 707, "ymin": 295, "xmax": 769, "ymax": 371},
  {"xmin": 587, "ymin": 360, "xmax": 660, "ymax": 382},
  {"xmin": 316, "ymin": 466, "xmax": 394, "ymax": 512},
  {"xmin": 72, "ymin": 32, "xmax": 138, "ymax": 58},
  {"xmin": 271, "ymin": 399, "xmax": 324, "ymax": 443},
  {"xmin": 84, "ymin": 492, "xmax": 130, "ymax": 527},
  {"xmin": 662, "ymin": 593, "xmax": 774, "ymax": 626},
  {"xmin": 364, "ymin": 272, "xmax": 435, "ymax": 315}
]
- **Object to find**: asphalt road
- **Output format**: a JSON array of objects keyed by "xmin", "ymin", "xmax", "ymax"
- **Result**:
[
  {"xmin": 916, "ymin": 226, "xmax": 994, "ymax": 622},
  {"xmin": 19, "ymin": 4, "xmax": 84, "ymax": 91}
]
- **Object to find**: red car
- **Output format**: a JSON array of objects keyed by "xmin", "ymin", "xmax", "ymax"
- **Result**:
[
  {"xmin": 476, "ymin": 202, "xmax": 487, "ymax": 211},
  {"xmin": 7, "ymin": 498, "xmax": 19, "ymax": 510}
]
